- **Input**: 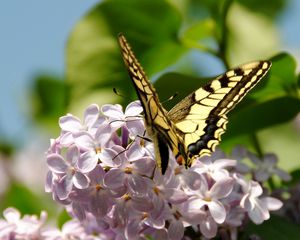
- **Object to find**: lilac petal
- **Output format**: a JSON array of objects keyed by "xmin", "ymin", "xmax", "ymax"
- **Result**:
[
  {"xmin": 108, "ymin": 119, "xmax": 124, "ymax": 131},
  {"xmin": 168, "ymin": 220, "xmax": 184, "ymax": 240},
  {"xmin": 71, "ymin": 202, "xmax": 86, "ymax": 221},
  {"xmin": 254, "ymin": 169, "xmax": 270, "ymax": 181},
  {"xmin": 125, "ymin": 219, "xmax": 140, "ymax": 240},
  {"xmin": 199, "ymin": 176, "xmax": 209, "ymax": 194},
  {"xmin": 146, "ymin": 216, "xmax": 165, "ymax": 229},
  {"xmin": 235, "ymin": 162, "xmax": 251, "ymax": 173},
  {"xmin": 250, "ymin": 181, "xmax": 263, "ymax": 197},
  {"xmin": 56, "ymin": 175, "xmax": 73, "ymax": 200},
  {"xmin": 84, "ymin": 104, "xmax": 99, "ymax": 127},
  {"xmin": 99, "ymin": 149, "xmax": 120, "ymax": 167},
  {"xmin": 60, "ymin": 132, "xmax": 74, "ymax": 147},
  {"xmin": 231, "ymin": 145, "xmax": 247, "ymax": 160},
  {"xmin": 247, "ymin": 151, "xmax": 261, "ymax": 164},
  {"xmin": 4, "ymin": 208, "xmax": 20, "ymax": 222},
  {"xmin": 126, "ymin": 120, "xmax": 145, "ymax": 137},
  {"xmin": 127, "ymin": 174, "xmax": 149, "ymax": 195},
  {"xmin": 90, "ymin": 192, "xmax": 112, "ymax": 217},
  {"xmin": 186, "ymin": 198, "xmax": 206, "ymax": 211},
  {"xmin": 45, "ymin": 171, "xmax": 53, "ymax": 192},
  {"xmin": 240, "ymin": 194, "xmax": 253, "ymax": 210},
  {"xmin": 150, "ymin": 194, "xmax": 165, "ymax": 220},
  {"xmin": 248, "ymin": 199, "xmax": 269, "ymax": 224},
  {"xmin": 59, "ymin": 115, "xmax": 82, "ymax": 132},
  {"xmin": 126, "ymin": 141, "xmax": 145, "ymax": 161},
  {"xmin": 183, "ymin": 171, "xmax": 202, "ymax": 190},
  {"xmin": 262, "ymin": 197, "xmax": 283, "ymax": 211},
  {"xmin": 101, "ymin": 104, "xmax": 123, "ymax": 118},
  {"xmin": 88, "ymin": 165, "xmax": 105, "ymax": 183},
  {"xmin": 211, "ymin": 148, "xmax": 226, "ymax": 159},
  {"xmin": 199, "ymin": 215, "xmax": 218, "ymax": 239},
  {"xmin": 273, "ymin": 168, "xmax": 291, "ymax": 181},
  {"xmin": 164, "ymin": 189, "xmax": 188, "ymax": 204},
  {"xmin": 213, "ymin": 159, "xmax": 236, "ymax": 169},
  {"xmin": 264, "ymin": 153, "xmax": 277, "ymax": 166},
  {"xmin": 210, "ymin": 177, "xmax": 234, "ymax": 199},
  {"xmin": 78, "ymin": 151, "xmax": 98, "ymax": 173},
  {"xmin": 207, "ymin": 200, "xmax": 226, "ymax": 224},
  {"xmin": 131, "ymin": 196, "xmax": 153, "ymax": 212},
  {"xmin": 69, "ymin": 188, "xmax": 91, "ymax": 202},
  {"xmin": 47, "ymin": 154, "xmax": 68, "ymax": 173},
  {"xmin": 95, "ymin": 124, "xmax": 112, "ymax": 145},
  {"xmin": 66, "ymin": 145, "xmax": 79, "ymax": 166},
  {"xmin": 125, "ymin": 100, "xmax": 143, "ymax": 116},
  {"xmin": 133, "ymin": 157, "xmax": 155, "ymax": 176},
  {"xmin": 73, "ymin": 172, "xmax": 90, "ymax": 189},
  {"xmin": 104, "ymin": 168, "xmax": 125, "ymax": 189},
  {"xmin": 211, "ymin": 169, "xmax": 230, "ymax": 181},
  {"xmin": 73, "ymin": 131, "xmax": 95, "ymax": 150}
]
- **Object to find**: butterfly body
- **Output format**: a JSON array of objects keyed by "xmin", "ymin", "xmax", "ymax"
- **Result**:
[{"xmin": 118, "ymin": 34, "xmax": 271, "ymax": 174}]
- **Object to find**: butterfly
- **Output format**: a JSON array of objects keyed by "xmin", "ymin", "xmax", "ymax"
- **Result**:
[{"xmin": 118, "ymin": 34, "xmax": 271, "ymax": 175}]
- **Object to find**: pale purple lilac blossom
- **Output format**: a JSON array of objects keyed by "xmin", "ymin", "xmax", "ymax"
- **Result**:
[
  {"xmin": 0, "ymin": 208, "xmax": 109, "ymax": 240},
  {"xmin": 44, "ymin": 101, "xmax": 283, "ymax": 239}
]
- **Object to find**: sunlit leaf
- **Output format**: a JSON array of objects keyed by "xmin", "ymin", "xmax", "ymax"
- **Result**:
[
  {"xmin": 227, "ymin": 3, "xmax": 279, "ymax": 65},
  {"xmin": 66, "ymin": 0, "xmax": 185, "ymax": 113},
  {"xmin": 180, "ymin": 19, "xmax": 217, "ymax": 51}
]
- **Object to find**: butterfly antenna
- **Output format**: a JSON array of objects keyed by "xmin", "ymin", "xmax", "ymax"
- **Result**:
[
  {"xmin": 112, "ymin": 130, "xmax": 151, "ymax": 160},
  {"xmin": 161, "ymin": 92, "xmax": 178, "ymax": 104},
  {"xmin": 113, "ymin": 87, "xmax": 132, "ymax": 101}
]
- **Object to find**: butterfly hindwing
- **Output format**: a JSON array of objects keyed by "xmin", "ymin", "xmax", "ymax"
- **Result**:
[
  {"xmin": 168, "ymin": 61, "xmax": 271, "ymax": 167},
  {"xmin": 118, "ymin": 34, "xmax": 184, "ymax": 174}
]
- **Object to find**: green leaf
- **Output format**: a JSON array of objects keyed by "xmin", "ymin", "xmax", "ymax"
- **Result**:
[
  {"xmin": 227, "ymin": 97, "xmax": 300, "ymax": 137},
  {"xmin": 283, "ymin": 169, "xmax": 300, "ymax": 187},
  {"xmin": 154, "ymin": 72, "xmax": 210, "ymax": 110},
  {"xmin": 251, "ymin": 53, "xmax": 299, "ymax": 101},
  {"xmin": 180, "ymin": 19, "xmax": 217, "ymax": 51},
  {"xmin": 0, "ymin": 142, "xmax": 14, "ymax": 156},
  {"xmin": 31, "ymin": 74, "xmax": 69, "ymax": 124},
  {"xmin": 237, "ymin": 0, "xmax": 287, "ymax": 18},
  {"xmin": 0, "ymin": 182, "xmax": 46, "ymax": 215},
  {"xmin": 66, "ymin": 0, "xmax": 185, "ymax": 112},
  {"xmin": 57, "ymin": 209, "xmax": 72, "ymax": 228},
  {"xmin": 242, "ymin": 215, "xmax": 300, "ymax": 240}
]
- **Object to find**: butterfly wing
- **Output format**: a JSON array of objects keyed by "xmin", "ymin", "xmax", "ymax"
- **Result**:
[
  {"xmin": 168, "ymin": 61, "xmax": 271, "ymax": 167},
  {"xmin": 118, "ymin": 34, "xmax": 185, "ymax": 174}
]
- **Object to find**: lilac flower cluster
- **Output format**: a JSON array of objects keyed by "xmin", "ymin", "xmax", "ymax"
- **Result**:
[
  {"xmin": 0, "ymin": 207, "xmax": 104, "ymax": 239},
  {"xmin": 45, "ymin": 101, "xmax": 283, "ymax": 239}
]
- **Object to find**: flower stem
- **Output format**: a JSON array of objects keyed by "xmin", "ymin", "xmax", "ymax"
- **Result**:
[{"xmin": 250, "ymin": 133, "xmax": 263, "ymax": 158}]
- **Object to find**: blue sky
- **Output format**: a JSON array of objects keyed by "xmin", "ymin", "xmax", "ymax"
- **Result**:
[
  {"xmin": 0, "ymin": 0, "xmax": 299, "ymax": 146},
  {"xmin": 0, "ymin": 1, "xmax": 98, "ymax": 143}
]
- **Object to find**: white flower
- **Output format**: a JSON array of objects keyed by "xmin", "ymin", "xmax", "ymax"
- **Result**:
[
  {"xmin": 237, "ymin": 177, "xmax": 283, "ymax": 224},
  {"xmin": 193, "ymin": 152, "xmax": 236, "ymax": 181}
]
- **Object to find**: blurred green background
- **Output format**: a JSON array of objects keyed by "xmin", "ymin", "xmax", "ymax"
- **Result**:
[{"xmin": 0, "ymin": 0, "xmax": 299, "ymax": 230}]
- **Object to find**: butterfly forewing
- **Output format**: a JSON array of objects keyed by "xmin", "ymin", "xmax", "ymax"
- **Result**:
[
  {"xmin": 118, "ymin": 34, "xmax": 184, "ymax": 174},
  {"xmin": 168, "ymin": 61, "xmax": 271, "ymax": 167}
]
